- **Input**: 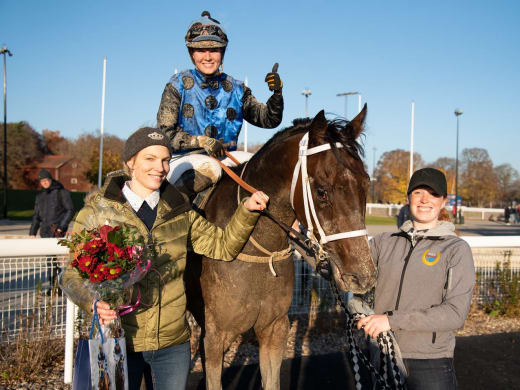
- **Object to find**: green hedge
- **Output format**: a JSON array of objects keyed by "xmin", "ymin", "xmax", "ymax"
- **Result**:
[{"xmin": 0, "ymin": 189, "xmax": 87, "ymax": 219}]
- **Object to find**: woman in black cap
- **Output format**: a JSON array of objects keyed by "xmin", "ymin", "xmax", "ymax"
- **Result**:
[
  {"xmin": 357, "ymin": 168, "xmax": 475, "ymax": 389},
  {"xmin": 62, "ymin": 127, "xmax": 269, "ymax": 389}
]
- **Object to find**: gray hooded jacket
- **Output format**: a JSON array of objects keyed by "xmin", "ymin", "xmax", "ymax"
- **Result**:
[{"xmin": 370, "ymin": 220, "xmax": 475, "ymax": 359}]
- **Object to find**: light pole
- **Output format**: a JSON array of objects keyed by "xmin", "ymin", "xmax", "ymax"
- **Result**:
[
  {"xmin": 336, "ymin": 91, "xmax": 360, "ymax": 119},
  {"xmin": 454, "ymin": 108, "xmax": 463, "ymax": 224},
  {"xmin": 372, "ymin": 147, "xmax": 377, "ymax": 202},
  {"xmin": 301, "ymin": 88, "xmax": 312, "ymax": 118},
  {"xmin": 1, "ymin": 45, "xmax": 13, "ymax": 220}
]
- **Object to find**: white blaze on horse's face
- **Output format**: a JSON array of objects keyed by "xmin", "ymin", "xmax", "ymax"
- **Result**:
[{"xmin": 300, "ymin": 108, "xmax": 376, "ymax": 293}]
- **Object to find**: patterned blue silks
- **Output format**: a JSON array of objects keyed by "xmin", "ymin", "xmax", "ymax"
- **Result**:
[{"xmin": 169, "ymin": 69, "xmax": 244, "ymax": 151}]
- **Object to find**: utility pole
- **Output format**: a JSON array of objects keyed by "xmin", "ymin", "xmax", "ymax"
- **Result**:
[
  {"xmin": 1, "ymin": 45, "xmax": 13, "ymax": 219},
  {"xmin": 97, "ymin": 57, "xmax": 107, "ymax": 188}
]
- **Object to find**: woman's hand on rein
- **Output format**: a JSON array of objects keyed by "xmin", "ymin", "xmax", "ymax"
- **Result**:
[
  {"xmin": 356, "ymin": 314, "xmax": 391, "ymax": 339},
  {"xmin": 245, "ymin": 191, "xmax": 269, "ymax": 212},
  {"xmin": 93, "ymin": 300, "xmax": 118, "ymax": 325}
]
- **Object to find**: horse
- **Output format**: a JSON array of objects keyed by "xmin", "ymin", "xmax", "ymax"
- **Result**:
[{"xmin": 185, "ymin": 106, "xmax": 376, "ymax": 390}]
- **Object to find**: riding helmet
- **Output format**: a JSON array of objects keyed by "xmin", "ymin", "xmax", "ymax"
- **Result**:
[{"xmin": 185, "ymin": 11, "xmax": 228, "ymax": 49}]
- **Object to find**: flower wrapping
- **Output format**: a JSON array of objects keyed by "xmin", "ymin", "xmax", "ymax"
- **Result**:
[{"xmin": 60, "ymin": 224, "xmax": 151, "ymax": 390}]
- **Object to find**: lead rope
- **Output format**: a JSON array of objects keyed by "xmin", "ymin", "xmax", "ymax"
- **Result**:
[{"xmin": 328, "ymin": 279, "xmax": 405, "ymax": 389}]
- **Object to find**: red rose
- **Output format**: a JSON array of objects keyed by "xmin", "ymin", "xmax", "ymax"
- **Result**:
[{"xmin": 99, "ymin": 225, "xmax": 120, "ymax": 243}]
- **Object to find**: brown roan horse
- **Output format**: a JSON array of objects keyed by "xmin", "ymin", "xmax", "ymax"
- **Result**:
[{"xmin": 185, "ymin": 106, "xmax": 376, "ymax": 390}]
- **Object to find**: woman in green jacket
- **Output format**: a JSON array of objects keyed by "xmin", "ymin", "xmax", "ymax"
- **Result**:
[{"xmin": 62, "ymin": 127, "xmax": 268, "ymax": 389}]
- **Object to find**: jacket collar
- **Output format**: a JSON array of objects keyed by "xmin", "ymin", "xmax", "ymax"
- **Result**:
[
  {"xmin": 101, "ymin": 171, "xmax": 191, "ymax": 220},
  {"xmin": 394, "ymin": 220, "xmax": 456, "ymax": 241}
]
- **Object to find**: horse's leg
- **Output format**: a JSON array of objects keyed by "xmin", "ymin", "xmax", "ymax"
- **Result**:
[
  {"xmin": 254, "ymin": 315, "xmax": 290, "ymax": 390},
  {"xmin": 203, "ymin": 321, "xmax": 239, "ymax": 390}
]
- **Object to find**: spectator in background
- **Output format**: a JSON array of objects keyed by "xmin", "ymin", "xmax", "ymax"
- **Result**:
[
  {"xmin": 397, "ymin": 204, "xmax": 411, "ymax": 228},
  {"xmin": 505, "ymin": 205, "xmax": 511, "ymax": 225},
  {"xmin": 30, "ymin": 169, "xmax": 74, "ymax": 238},
  {"xmin": 30, "ymin": 169, "xmax": 74, "ymax": 293}
]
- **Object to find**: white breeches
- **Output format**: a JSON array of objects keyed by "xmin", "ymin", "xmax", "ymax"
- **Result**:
[{"xmin": 166, "ymin": 151, "xmax": 254, "ymax": 185}]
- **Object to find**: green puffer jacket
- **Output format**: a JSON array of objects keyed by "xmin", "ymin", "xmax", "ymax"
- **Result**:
[{"xmin": 62, "ymin": 173, "xmax": 260, "ymax": 352}]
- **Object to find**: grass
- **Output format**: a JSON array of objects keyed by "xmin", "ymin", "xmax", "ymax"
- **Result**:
[
  {"xmin": 7, "ymin": 210, "xmax": 34, "ymax": 220},
  {"xmin": 365, "ymin": 215, "xmax": 396, "ymax": 225}
]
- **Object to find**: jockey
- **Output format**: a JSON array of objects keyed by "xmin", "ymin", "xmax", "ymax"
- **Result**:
[{"xmin": 157, "ymin": 11, "xmax": 284, "ymax": 195}]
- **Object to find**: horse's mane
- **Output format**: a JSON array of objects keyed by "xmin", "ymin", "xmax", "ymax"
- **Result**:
[{"xmin": 255, "ymin": 116, "xmax": 365, "ymax": 164}]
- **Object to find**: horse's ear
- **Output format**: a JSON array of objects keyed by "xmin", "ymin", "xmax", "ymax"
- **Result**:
[
  {"xmin": 309, "ymin": 110, "xmax": 327, "ymax": 138},
  {"xmin": 350, "ymin": 103, "xmax": 367, "ymax": 139}
]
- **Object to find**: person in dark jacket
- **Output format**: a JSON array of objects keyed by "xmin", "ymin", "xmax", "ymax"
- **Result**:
[
  {"xmin": 157, "ymin": 11, "xmax": 284, "ymax": 194},
  {"xmin": 357, "ymin": 168, "xmax": 475, "ymax": 389},
  {"xmin": 30, "ymin": 169, "xmax": 75, "ymax": 293},
  {"xmin": 30, "ymin": 169, "xmax": 75, "ymax": 238}
]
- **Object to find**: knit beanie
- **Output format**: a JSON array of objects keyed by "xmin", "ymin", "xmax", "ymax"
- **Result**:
[
  {"xmin": 38, "ymin": 169, "xmax": 52, "ymax": 180},
  {"xmin": 123, "ymin": 127, "xmax": 172, "ymax": 162}
]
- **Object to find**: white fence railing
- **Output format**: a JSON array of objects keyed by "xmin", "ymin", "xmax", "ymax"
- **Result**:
[{"xmin": 0, "ymin": 237, "xmax": 519, "ymax": 384}]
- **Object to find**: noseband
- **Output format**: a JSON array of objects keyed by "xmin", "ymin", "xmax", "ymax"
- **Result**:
[{"xmin": 290, "ymin": 132, "xmax": 367, "ymax": 245}]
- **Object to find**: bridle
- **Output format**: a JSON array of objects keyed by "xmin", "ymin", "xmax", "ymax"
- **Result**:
[{"xmin": 289, "ymin": 131, "xmax": 367, "ymax": 246}]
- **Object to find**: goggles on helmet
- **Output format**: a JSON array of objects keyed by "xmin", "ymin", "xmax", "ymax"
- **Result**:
[{"xmin": 185, "ymin": 11, "xmax": 228, "ymax": 49}]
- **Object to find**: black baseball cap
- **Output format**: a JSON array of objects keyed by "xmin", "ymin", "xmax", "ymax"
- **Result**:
[{"xmin": 407, "ymin": 168, "xmax": 447, "ymax": 197}]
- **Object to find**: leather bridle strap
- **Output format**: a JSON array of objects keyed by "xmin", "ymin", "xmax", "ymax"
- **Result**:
[
  {"xmin": 290, "ymin": 132, "xmax": 367, "ymax": 245},
  {"xmin": 212, "ymin": 153, "xmax": 315, "ymax": 257},
  {"xmin": 212, "ymin": 152, "xmax": 258, "ymax": 194}
]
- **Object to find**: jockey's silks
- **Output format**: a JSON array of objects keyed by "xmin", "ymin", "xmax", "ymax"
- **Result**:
[{"xmin": 169, "ymin": 69, "xmax": 244, "ymax": 151}]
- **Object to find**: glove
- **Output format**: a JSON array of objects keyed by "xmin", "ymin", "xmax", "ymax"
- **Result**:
[
  {"xmin": 198, "ymin": 136, "xmax": 225, "ymax": 157},
  {"xmin": 264, "ymin": 63, "xmax": 283, "ymax": 92}
]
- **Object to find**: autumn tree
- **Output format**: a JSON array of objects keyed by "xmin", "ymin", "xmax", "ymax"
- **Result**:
[
  {"xmin": 494, "ymin": 164, "xmax": 519, "ymax": 206},
  {"xmin": 460, "ymin": 148, "xmax": 498, "ymax": 207},
  {"xmin": 430, "ymin": 157, "xmax": 456, "ymax": 194},
  {"xmin": 84, "ymin": 149, "xmax": 124, "ymax": 186},
  {"xmin": 374, "ymin": 149, "xmax": 424, "ymax": 203},
  {"xmin": 71, "ymin": 133, "xmax": 125, "ymax": 169},
  {"xmin": 0, "ymin": 122, "xmax": 46, "ymax": 189},
  {"xmin": 42, "ymin": 129, "xmax": 73, "ymax": 155}
]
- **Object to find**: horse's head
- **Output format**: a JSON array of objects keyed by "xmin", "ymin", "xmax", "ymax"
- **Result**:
[{"xmin": 292, "ymin": 106, "xmax": 376, "ymax": 293}]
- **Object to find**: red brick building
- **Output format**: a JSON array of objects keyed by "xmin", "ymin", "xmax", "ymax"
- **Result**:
[{"xmin": 35, "ymin": 155, "xmax": 92, "ymax": 192}]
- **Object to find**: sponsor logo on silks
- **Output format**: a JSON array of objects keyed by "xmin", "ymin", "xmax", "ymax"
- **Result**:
[{"xmin": 422, "ymin": 249, "xmax": 441, "ymax": 266}]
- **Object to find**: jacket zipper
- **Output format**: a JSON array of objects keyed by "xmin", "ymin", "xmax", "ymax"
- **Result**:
[{"xmin": 394, "ymin": 237, "xmax": 421, "ymax": 311}]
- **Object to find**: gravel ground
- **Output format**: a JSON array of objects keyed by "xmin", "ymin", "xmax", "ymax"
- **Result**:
[{"xmin": 1, "ymin": 308, "xmax": 518, "ymax": 389}]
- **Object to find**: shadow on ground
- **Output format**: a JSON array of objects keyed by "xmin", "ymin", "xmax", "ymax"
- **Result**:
[{"xmin": 187, "ymin": 332, "xmax": 520, "ymax": 390}]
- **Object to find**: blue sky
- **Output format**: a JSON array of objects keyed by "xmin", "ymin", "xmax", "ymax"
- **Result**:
[{"xmin": 1, "ymin": 0, "xmax": 519, "ymax": 175}]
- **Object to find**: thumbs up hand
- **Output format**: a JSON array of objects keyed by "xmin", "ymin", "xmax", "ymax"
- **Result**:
[{"xmin": 264, "ymin": 63, "xmax": 283, "ymax": 93}]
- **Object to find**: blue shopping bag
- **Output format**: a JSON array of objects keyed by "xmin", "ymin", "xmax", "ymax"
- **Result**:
[{"xmin": 72, "ymin": 338, "xmax": 92, "ymax": 390}]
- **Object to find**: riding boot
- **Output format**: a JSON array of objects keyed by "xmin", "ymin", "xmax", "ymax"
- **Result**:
[{"xmin": 174, "ymin": 169, "xmax": 214, "ymax": 199}]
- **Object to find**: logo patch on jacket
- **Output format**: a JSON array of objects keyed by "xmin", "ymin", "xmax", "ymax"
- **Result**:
[{"xmin": 422, "ymin": 249, "xmax": 440, "ymax": 266}]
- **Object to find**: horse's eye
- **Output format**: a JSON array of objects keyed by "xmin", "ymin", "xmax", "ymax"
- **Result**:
[{"xmin": 317, "ymin": 188, "xmax": 328, "ymax": 201}]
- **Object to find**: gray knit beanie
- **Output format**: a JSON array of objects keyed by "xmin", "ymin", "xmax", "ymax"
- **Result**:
[{"xmin": 123, "ymin": 127, "xmax": 172, "ymax": 162}]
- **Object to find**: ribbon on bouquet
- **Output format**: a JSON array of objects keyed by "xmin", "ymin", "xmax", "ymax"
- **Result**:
[{"xmin": 117, "ymin": 259, "xmax": 151, "ymax": 316}]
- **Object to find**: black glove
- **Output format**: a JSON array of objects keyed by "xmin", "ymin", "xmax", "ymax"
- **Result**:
[
  {"xmin": 199, "ymin": 136, "xmax": 225, "ymax": 157},
  {"xmin": 265, "ymin": 63, "xmax": 283, "ymax": 92}
]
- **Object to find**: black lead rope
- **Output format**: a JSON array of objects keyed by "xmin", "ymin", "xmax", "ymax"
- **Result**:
[
  {"xmin": 327, "ymin": 268, "xmax": 405, "ymax": 390},
  {"xmin": 260, "ymin": 209, "xmax": 316, "ymax": 258}
]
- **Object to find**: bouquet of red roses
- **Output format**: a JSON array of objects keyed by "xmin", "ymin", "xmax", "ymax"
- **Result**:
[
  {"xmin": 59, "ymin": 224, "xmax": 151, "ymax": 390},
  {"xmin": 59, "ymin": 224, "xmax": 151, "ymax": 321}
]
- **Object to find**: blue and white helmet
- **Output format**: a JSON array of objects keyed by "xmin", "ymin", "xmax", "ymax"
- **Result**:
[{"xmin": 185, "ymin": 11, "xmax": 228, "ymax": 49}]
